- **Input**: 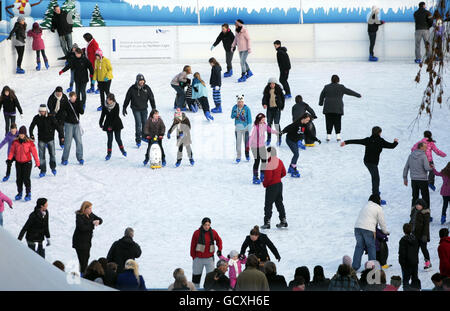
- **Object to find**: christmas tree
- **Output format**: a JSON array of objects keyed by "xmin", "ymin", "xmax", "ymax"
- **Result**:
[
  {"xmin": 61, "ymin": 0, "xmax": 83, "ymax": 28},
  {"xmin": 90, "ymin": 4, "xmax": 106, "ymax": 27},
  {"xmin": 40, "ymin": 0, "xmax": 59, "ymax": 29}
]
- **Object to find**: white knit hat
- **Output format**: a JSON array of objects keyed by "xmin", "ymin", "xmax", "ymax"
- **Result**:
[
  {"xmin": 268, "ymin": 77, "xmax": 278, "ymax": 84},
  {"xmin": 39, "ymin": 104, "xmax": 48, "ymax": 113},
  {"xmin": 228, "ymin": 250, "xmax": 239, "ymax": 258}
]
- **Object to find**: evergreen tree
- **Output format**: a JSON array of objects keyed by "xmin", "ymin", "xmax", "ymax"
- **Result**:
[
  {"xmin": 90, "ymin": 4, "xmax": 106, "ymax": 27},
  {"xmin": 40, "ymin": 0, "xmax": 59, "ymax": 29},
  {"xmin": 61, "ymin": 0, "xmax": 83, "ymax": 27}
]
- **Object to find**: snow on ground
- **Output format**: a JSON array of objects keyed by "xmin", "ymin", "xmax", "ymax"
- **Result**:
[{"xmin": 1, "ymin": 59, "xmax": 450, "ymax": 289}]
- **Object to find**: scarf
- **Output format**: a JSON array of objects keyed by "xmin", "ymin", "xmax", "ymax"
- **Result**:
[
  {"xmin": 54, "ymin": 92, "xmax": 62, "ymax": 113},
  {"xmin": 368, "ymin": 11, "xmax": 380, "ymax": 25},
  {"xmin": 228, "ymin": 258, "xmax": 241, "ymax": 277},
  {"xmin": 196, "ymin": 227, "xmax": 214, "ymax": 253},
  {"xmin": 269, "ymin": 88, "xmax": 277, "ymax": 108},
  {"xmin": 106, "ymin": 100, "xmax": 116, "ymax": 112}
]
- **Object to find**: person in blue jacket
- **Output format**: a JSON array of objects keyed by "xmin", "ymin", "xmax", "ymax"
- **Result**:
[
  {"xmin": 231, "ymin": 95, "xmax": 252, "ymax": 163},
  {"xmin": 116, "ymin": 259, "xmax": 147, "ymax": 291}
]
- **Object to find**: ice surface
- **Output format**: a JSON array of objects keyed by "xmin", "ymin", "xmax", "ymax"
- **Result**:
[{"xmin": 2, "ymin": 59, "xmax": 449, "ymax": 289}]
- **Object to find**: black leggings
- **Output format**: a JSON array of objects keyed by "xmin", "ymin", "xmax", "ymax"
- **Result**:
[
  {"xmin": 325, "ymin": 113, "xmax": 342, "ymax": 135},
  {"xmin": 418, "ymin": 239, "xmax": 430, "ymax": 261},
  {"xmin": 15, "ymin": 46, "xmax": 24, "ymax": 68},
  {"xmin": 4, "ymin": 114, "xmax": 16, "ymax": 135},
  {"xmin": 253, "ymin": 147, "xmax": 267, "ymax": 175},
  {"xmin": 98, "ymin": 80, "xmax": 112, "ymax": 108},
  {"xmin": 75, "ymin": 248, "xmax": 90, "ymax": 274},
  {"xmin": 107, "ymin": 129, "xmax": 123, "ymax": 152},
  {"xmin": 36, "ymin": 50, "xmax": 48, "ymax": 63},
  {"xmin": 369, "ymin": 32, "xmax": 377, "ymax": 56},
  {"xmin": 145, "ymin": 139, "xmax": 166, "ymax": 162},
  {"xmin": 16, "ymin": 161, "xmax": 32, "ymax": 194},
  {"xmin": 5, "ymin": 157, "xmax": 15, "ymax": 177}
]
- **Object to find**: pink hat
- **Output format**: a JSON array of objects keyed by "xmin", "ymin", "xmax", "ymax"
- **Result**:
[
  {"xmin": 174, "ymin": 108, "xmax": 182, "ymax": 119},
  {"xmin": 365, "ymin": 261, "xmax": 375, "ymax": 270},
  {"xmin": 95, "ymin": 49, "xmax": 103, "ymax": 58},
  {"xmin": 343, "ymin": 255, "xmax": 352, "ymax": 267}
]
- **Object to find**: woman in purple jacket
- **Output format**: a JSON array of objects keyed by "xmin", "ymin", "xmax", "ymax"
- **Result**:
[
  {"xmin": 434, "ymin": 162, "xmax": 450, "ymax": 224},
  {"xmin": 0, "ymin": 123, "xmax": 18, "ymax": 181}
]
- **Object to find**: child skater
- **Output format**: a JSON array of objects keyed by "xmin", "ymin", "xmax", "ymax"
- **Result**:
[
  {"xmin": 167, "ymin": 108, "xmax": 194, "ymax": 167},
  {"xmin": 433, "ymin": 162, "xmax": 450, "ymax": 224},
  {"xmin": 209, "ymin": 58, "xmax": 222, "ymax": 113},
  {"xmin": 192, "ymin": 72, "xmax": 214, "ymax": 121},
  {"xmin": 27, "ymin": 22, "xmax": 49, "ymax": 71},
  {"xmin": 219, "ymin": 250, "xmax": 247, "ymax": 289},
  {"xmin": 0, "ymin": 123, "xmax": 18, "ymax": 181},
  {"xmin": 230, "ymin": 95, "xmax": 251, "ymax": 163}
]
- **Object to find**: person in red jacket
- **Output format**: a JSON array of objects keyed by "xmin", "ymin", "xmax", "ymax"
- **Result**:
[
  {"xmin": 438, "ymin": 228, "xmax": 450, "ymax": 277},
  {"xmin": 8, "ymin": 126, "xmax": 40, "ymax": 202},
  {"xmin": 190, "ymin": 217, "xmax": 223, "ymax": 288},
  {"xmin": 83, "ymin": 33, "xmax": 100, "ymax": 94},
  {"xmin": 262, "ymin": 147, "xmax": 287, "ymax": 229}
]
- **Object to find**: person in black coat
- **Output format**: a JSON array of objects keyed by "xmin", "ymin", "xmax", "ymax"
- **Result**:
[
  {"xmin": 413, "ymin": 2, "xmax": 433, "ymax": 62},
  {"xmin": 18, "ymin": 198, "xmax": 50, "ymax": 258},
  {"xmin": 100, "ymin": 93, "xmax": 126, "ymax": 160},
  {"xmin": 341, "ymin": 126, "xmax": 398, "ymax": 198},
  {"xmin": 273, "ymin": 40, "xmax": 291, "ymax": 98},
  {"xmin": 123, "ymin": 74, "xmax": 156, "ymax": 147},
  {"xmin": 211, "ymin": 23, "xmax": 235, "ymax": 76},
  {"xmin": 29, "ymin": 105, "xmax": 64, "ymax": 176},
  {"xmin": 292, "ymin": 95, "xmax": 317, "ymax": 122},
  {"xmin": 204, "ymin": 260, "xmax": 231, "ymax": 291},
  {"xmin": 318, "ymin": 74, "xmax": 361, "ymax": 142},
  {"xmin": 107, "ymin": 227, "xmax": 142, "ymax": 273},
  {"xmin": 399, "ymin": 223, "xmax": 420, "ymax": 287},
  {"xmin": 50, "ymin": 5, "xmax": 73, "ymax": 57},
  {"xmin": 262, "ymin": 79, "xmax": 285, "ymax": 146},
  {"xmin": 410, "ymin": 198, "xmax": 431, "ymax": 270},
  {"xmin": 7, "ymin": 17, "xmax": 26, "ymax": 73},
  {"xmin": 47, "ymin": 86, "xmax": 69, "ymax": 136},
  {"xmin": 263, "ymin": 261, "xmax": 287, "ymax": 291},
  {"xmin": 72, "ymin": 201, "xmax": 103, "ymax": 273},
  {"xmin": 308, "ymin": 265, "xmax": 330, "ymax": 291},
  {"xmin": 0, "ymin": 86, "xmax": 23, "ymax": 135},
  {"xmin": 367, "ymin": 6, "xmax": 385, "ymax": 61},
  {"xmin": 240, "ymin": 226, "xmax": 281, "ymax": 268},
  {"xmin": 59, "ymin": 48, "xmax": 94, "ymax": 109}
]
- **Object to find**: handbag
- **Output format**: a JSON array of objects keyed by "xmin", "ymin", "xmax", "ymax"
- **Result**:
[{"xmin": 69, "ymin": 101, "xmax": 85, "ymax": 136}]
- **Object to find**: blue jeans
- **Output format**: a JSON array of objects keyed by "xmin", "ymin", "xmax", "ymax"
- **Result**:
[
  {"xmin": 352, "ymin": 228, "xmax": 376, "ymax": 271},
  {"xmin": 38, "ymin": 140, "xmax": 56, "ymax": 173},
  {"xmin": 239, "ymin": 50, "xmax": 250, "ymax": 74},
  {"xmin": 132, "ymin": 109, "xmax": 148, "ymax": 144},
  {"xmin": 171, "ymin": 84, "xmax": 186, "ymax": 109},
  {"xmin": 0, "ymin": 212, "xmax": 3, "ymax": 226},
  {"xmin": 59, "ymin": 33, "xmax": 73, "ymax": 56},
  {"xmin": 286, "ymin": 137, "xmax": 299, "ymax": 166},
  {"xmin": 70, "ymin": 69, "xmax": 75, "ymax": 88},
  {"xmin": 62, "ymin": 123, "xmax": 83, "ymax": 162}
]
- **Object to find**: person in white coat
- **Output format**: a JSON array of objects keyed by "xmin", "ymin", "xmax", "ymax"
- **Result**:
[{"xmin": 352, "ymin": 195, "xmax": 389, "ymax": 271}]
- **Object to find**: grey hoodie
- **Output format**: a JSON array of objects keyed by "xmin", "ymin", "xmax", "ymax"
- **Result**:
[{"xmin": 403, "ymin": 149, "xmax": 432, "ymax": 181}]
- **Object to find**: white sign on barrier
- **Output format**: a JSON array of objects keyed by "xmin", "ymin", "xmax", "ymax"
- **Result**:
[{"xmin": 111, "ymin": 27, "xmax": 176, "ymax": 59}]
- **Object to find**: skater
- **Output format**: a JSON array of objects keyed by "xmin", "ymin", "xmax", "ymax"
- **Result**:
[
  {"xmin": 410, "ymin": 198, "xmax": 432, "ymax": 271},
  {"xmin": 231, "ymin": 19, "xmax": 253, "ymax": 82},
  {"xmin": 107, "ymin": 227, "xmax": 142, "ymax": 273},
  {"xmin": 171, "ymin": 65, "xmax": 192, "ymax": 110},
  {"xmin": 433, "ymin": 162, "xmax": 450, "ymax": 224},
  {"xmin": 190, "ymin": 217, "xmax": 223, "ymax": 288},
  {"xmin": 59, "ymin": 48, "xmax": 94, "ymax": 110},
  {"xmin": 367, "ymin": 6, "xmax": 385, "ymax": 61},
  {"xmin": 192, "ymin": 72, "xmax": 214, "ymax": 121},
  {"xmin": 51, "ymin": 5, "xmax": 73, "ymax": 57},
  {"xmin": 262, "ymin": 78, "xmax": 285, "ymax": 146},
  {"xmin": 438, "ymin": 228, "xmax": 450, "ymax": 278},
  {"xmin": 273, "ymin": 40, "xmax": 291, "ymax": 98},
  {"xmin": 59, "ymin": 92, "xmax": 85, "ymax": 165},
  {"xmin": 27, "ymin": 22, "xmax": 49, "ymax": 71},
  {"xmin": 0, "ymin": 123, "xmax": 18, "ymax": 182},
  {"xmin": 352, "ymin": 195, "xmax": 389, "ymax": 271},
  {"xmin": 403, "ymin": 142, "xmax": 433, "ymax": 210},
  {"xmin": 143, "ymin": 109, "xmax": 166, "ymax": 167},
  {"xmin": 209, "ymin": 58, "xmax": 222, "ymax": 113},
  {"xmin": 7, "ymin": 16, "xmax": 26, "ymax": 74},
  {"xmin": 18, "ymin": 198, "xmax": 50, "ymax": 258},
  {"xmin": 211, "ymin": 23, "xmax": 235, "ymax": 77},
  {"xmin": 47, "ymin": 86, "xmax": 68, "ymax": 147},
  {"xmin": 92, "ymin": 49, "xmax": 113, "ymax": 111},
  {"xmin": 413, "ymin": 2, "xmax": 433, "ymax": 63},
  {"xmin": 341, "ymin": 126, "xmax": 398, "ymax": 199},
  {"xmin": 219, "ymin": 250, "xmax": 247, "ymax": 289},
  {"xmin": 399, "ymin": 223, "xmax": 420, "ymax": 288},
  {"xmin": 29, "ymin": 104, "xmax": 64, "ymax": 177},
  {"xmin": 185, "ymin": 81, "xmax": 197, "ymax": 112},
  {"xmin": 375, "ymin": 226, "xmax": 390, "ymax": 269},
  {"xmin": 60, "ymin": 43, "xmax": 79, "ymax": 93},
  {"xmin": 99, "ymin": 93, "xmax": 126, "ymax": 160},
  {"xmin": 318, "ymin": 74, "xmax": 361, "ymax": 142},
  {"xmin": 0, "ymin": 86, "xmax": 23, "ymax": 135},
  {"xmin": 167, "ymin": 108, "xmax": 194, "ymax": 167},
  {"xmin": 72, "ymin": 201, "xmax": 103, "ymax": 273},
  {"xmin": 261, "ymin": 147, "xmax": 287, "ymax": 229},
  {"xmin": 123, "ymin": 74, "xmax": 156, "ymax": 148},
  {"xmin": 281, "ymin": 113, "xmax": 320, "ymax": 178},
  {"xmin": 8, "ymin": 126, "xmax": 40, "ymax": 202},
  {"xmin": 0, "ymin": 191, "xmax": 12, "ymax": 226},
  {"xmin": 411, "ymin": 131, "xmax": 447, "ymax": 191},
  {"xmin": 231, "ymin": 95, "xmax": 252, "ymax": 163},
  {"xmin": 240, "ymin": 226, "xmax": 281, "ymax": 268},
  {"xmin": 249, "ymin": 113, "xmax": 278, "ymax": 184},
  {"xmin": 83, "ymin": 33, "xmax": 100, "ymax": 95},
  {"xmin": 292, "ymin": 95, "xmax": 317, "ymax": 122}
]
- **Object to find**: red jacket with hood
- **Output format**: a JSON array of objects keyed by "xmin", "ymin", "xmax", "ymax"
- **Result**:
[
  {"xmin": 8, "ymin": 139, "xmax": 40, "ymax": 166},
  {"xmin": 438, "ymin": 237, "xmax": 450, "ymax": 277}
]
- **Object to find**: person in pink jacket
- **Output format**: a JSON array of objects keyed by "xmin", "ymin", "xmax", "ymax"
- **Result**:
[
  {"xmin": 27, "ymin": 22, "xmax": 49, "ymax": 71},
  {"xmin": 248, "ymin": 113, "xmax": 278, "ymax": 184},
  {"xmin": 434, "ymin": 162, "xmax": 450, "ymax": 225},
  {"xmin": 412, "ymin": 130, "xmax": 447, "ymax": 191},
  {"xmin": 219, "ymin": 250, "xmax": 247, "ymax": 289},
  {"xmin": 231, "ymin": 19, "xmax": 252, "ymax": 83},
  {"xmin": 0, "ymin": 191, "xmax": 13, "ymax": 226}
]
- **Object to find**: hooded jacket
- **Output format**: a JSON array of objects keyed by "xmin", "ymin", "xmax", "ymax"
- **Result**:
[
  {"xmin": 0, "ymin": 131, "xmax": 19, "ymax": 155},
  {"xmin": 231, "ymin": 26, "xmax": 251, "ymax": 52},
  {"xmin": 8, "ymin": 138, "xmax": 40, "ymax": 166},
  {"xmin": 292, "ymin": 101, "xmax": 316, "ymax": 122},
  {"xmin": 403, "ymin": 149, "xmax": 433, "ymax": 181},
  {"xmin": 354, "ymin": 201, "xmax": 388, "ymax": 234},
  {"xmin": 399, "ymin": 234, "xmax": 419, "ymax": 267},
  {"xmin": 123, "ymin": 74, "xmax": 156, "ymax": 112},
  {"xmin": 438, "ymin": 237, "xmax": 450, "ymax": 277},
  {"xmin": 276, "ymin": 47, "xmax": 291, "ymax": 71},
  {"xmin": 344, "ymin": 135, "xmax": 398, "ymax": 165},
  {"xmin": 27, "ymin": 28, "xmax": 45, "ymax": 51},
  {"xmin": 107, "ymin": 236, "xmax": 142, "ymax": 273},
  {"xmin": 29, "ymin": 113, "xmax": 64, "ymax": 143},
  {"xmin": 411, "ymin": 138, "xmax": 446, "ymax": 162},
  {"xmin": 18, "ymin": 206, "xmax": 50, "ymax": 243},
  {"xmin": 93, "ymin": 56, "xmax": 113, "ymax": 82},
  {"xmin": 213, "ymin": 29, "xmax": 235, "ymax": 51},
  {"xmin": 319, "ymin": 83, "xmax": 361, "ymax": 115}
]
